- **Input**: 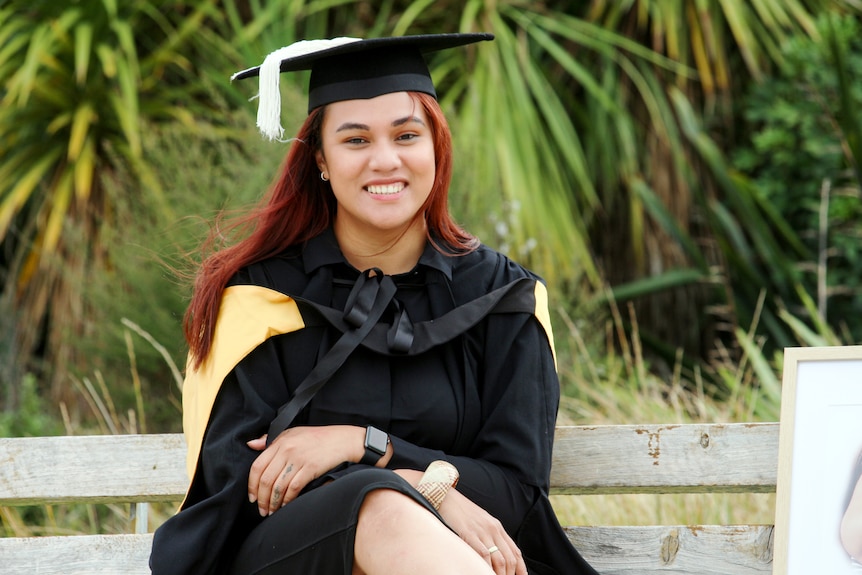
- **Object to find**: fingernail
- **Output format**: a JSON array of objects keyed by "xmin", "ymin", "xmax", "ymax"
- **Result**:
[
  {"xmin": 249, "ymin": 493, "xmax": 256, "ymax": 503},
  {"xmin": 258, "ymin": 506, "xmax": 267, "ymax": 517}
]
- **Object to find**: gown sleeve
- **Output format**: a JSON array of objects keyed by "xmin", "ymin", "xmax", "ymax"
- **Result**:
[
  {"xmin": 150, "ymin": 341, "xmax": 291, "ymax": 575},
  {"xmin": 386, "ymin": 304, "xmax": 559, "ymax": 535}
]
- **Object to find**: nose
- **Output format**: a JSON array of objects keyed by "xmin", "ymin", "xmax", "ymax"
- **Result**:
[{"xmin": 368, "ymin": 141, "xmax": 401, "ymax": 172}]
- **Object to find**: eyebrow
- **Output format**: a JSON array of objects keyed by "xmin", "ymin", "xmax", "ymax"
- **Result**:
[{"xmin": 335, "ymin": 116, "xmax": 426, "ymax": 132}]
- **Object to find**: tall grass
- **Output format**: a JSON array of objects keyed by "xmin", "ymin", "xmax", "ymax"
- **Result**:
[
  {"xmin": 0, "ymin": 320, "xmax": 182, "ymax": 537},
  {"xmin": 549, "ymin": 293, "xmax": 792, "ymax": 527}
]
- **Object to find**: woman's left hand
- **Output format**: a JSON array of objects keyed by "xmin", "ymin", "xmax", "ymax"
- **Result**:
[
  {"xmin": 246, "ymin": 425, "xmax": 363, "ymax": 516},
  {"xmin": 435, "ymin": 486, "xmax": 528, "ymax": 575}
]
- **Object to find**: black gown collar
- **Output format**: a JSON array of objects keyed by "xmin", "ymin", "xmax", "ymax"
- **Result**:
[{"xmin": 302, "ymin": 227, "xmax": 455, "ymax": 281}]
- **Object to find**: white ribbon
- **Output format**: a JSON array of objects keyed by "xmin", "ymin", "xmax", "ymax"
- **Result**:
[{"xmin": 232, "ymin": 38, "xmax": 362, "ymax": 141}]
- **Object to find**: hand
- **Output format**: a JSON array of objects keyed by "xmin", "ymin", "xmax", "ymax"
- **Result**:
[
  {"xmin": 246, "ymin": 425, "xmax": 363, "ymax": 516},
  {"xmin": 437, "ymin": 487, "xmax": 527, "ymax": 575}
]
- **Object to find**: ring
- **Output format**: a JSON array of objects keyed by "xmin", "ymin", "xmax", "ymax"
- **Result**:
[{"xmin": 487, "ymin": 545, "xmax": 499, "ymax": 554}]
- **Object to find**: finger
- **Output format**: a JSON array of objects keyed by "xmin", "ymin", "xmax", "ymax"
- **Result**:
[
  {"xmin": 495, "ymin": 533, "xmax": 524, "ymax": 575},
  {"xmin": 280, "ymin": 467, "xmax": 313, "ymax": 506},
  {"xmin": 483, "ymin": 543, "xmax": 500, "ymax": 573},
  {"xmin": 515, "ymin": 549, "xmax": 528, "ymax": 575},
  {"xmin": 484, "ymin": 542, "xmax": 510, "ymax": 575},
  {"xmin": 246, "ymin": 435, "xmax": 267, "ymax": 451},
  {"xmin": 511, "ymin": 537, "xmax": 527, "ymax": 575},
  {"xmin": 267, "ymin": 461, "xmax": 296, "ymax": 513},
  {"xmin": 252, "ymin": 451, "xmax": 285, "ymax": 515},
  {"xmin": 461, "ymin": 533, "xmax": 492, "ymax": 569},
  {"xmin": 498, "ymin": 543, "xmax": 522, "ymax": 575},
  {"xmin": 247, "ymin": 447, "xmax": 277, "ymax": 505},
  {"xmin": 497, "ymin": 538, "xmax": 525, "ymax": 575}
]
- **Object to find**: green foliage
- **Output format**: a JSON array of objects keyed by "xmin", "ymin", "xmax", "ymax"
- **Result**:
[
  {"xmin": 0, "ymin": 374, "xmax": 62, "ymax": 437},
  {"xmin": 0, "ymin": 0, "xmax": 246, "ymax": 403},
  {"xmin": 733, "ymin": 13, "xmax": 862, "ymax": 341},
  {"xmin": 69, "ymin": 113, "xmax": 289, "ymax": 430}
]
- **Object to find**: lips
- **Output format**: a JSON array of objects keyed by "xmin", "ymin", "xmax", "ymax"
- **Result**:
[{"xmin": 365, "ymin": 183, "xmax": 405, "ymax": 195}]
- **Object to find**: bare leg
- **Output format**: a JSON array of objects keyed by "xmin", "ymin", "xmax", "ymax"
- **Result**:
[{"xmin": 352, "ymin": 489, "xmax": 494, "ymax": 575}]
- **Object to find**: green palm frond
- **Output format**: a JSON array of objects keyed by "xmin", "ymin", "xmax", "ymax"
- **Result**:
[{"xmin": 0, "ymin": 0, "xmax": 234, "ymax": 396}]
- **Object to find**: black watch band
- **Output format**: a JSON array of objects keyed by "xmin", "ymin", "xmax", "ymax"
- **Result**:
[{"xmin": 361, "ymin": 425, "xmax": 389, "ymax": 466}]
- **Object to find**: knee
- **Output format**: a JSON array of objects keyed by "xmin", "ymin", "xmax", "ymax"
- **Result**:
[{"xmin": 357, "ymin": 488, "xmax": 427, "ymax": 531}]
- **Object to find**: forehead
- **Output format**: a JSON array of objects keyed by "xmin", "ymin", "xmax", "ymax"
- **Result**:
[{"xmin": 321, "ymin": 92, "xmax": 428, "ymax": 129}]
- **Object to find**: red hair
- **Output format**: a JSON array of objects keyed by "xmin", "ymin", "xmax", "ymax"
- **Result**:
[{"xmin": 184, "ymin": 92, "xmax": 476, "ymax": 367}]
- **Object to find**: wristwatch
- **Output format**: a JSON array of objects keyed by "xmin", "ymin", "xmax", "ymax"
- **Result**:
[{"xmin": 361, "ymin": 425, "xmax": 390, "ymax": 465}]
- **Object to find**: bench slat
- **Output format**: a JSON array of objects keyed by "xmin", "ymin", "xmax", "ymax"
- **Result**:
[
  {"xmin": 567, "ymin": 525, "xmax": 773, "ymax": 574},
  {"xmin": 0, "ymin": 434, "xmax": 188, "ymax": 505},
  {"xmin": 551, "ymin": 423, "xmax": 779, "ymax": 494},
  {"xmin": 0, "ymin": 533, "xmax": 153, "ymax": 575},
  {"xmin": 0, "ymin": 526, "xmax": 774, "ymax": 575},
  {"xmin": 0, "ymin": 423, "xmax": 780, "ymax": 506}
]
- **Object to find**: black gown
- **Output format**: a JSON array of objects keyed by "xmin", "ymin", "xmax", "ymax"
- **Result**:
[{"xmin": 149, "ymin": 228, "xmax": 598, "ymax": 575}]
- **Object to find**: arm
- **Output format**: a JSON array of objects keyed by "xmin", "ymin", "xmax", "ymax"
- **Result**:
[
  {"xmin": 386, "ymin": 310, "xmax": 558, "ymax": 534},
  {"xmin": 842, "ymin": 468, "xmax": 862, "ymax": 561}
]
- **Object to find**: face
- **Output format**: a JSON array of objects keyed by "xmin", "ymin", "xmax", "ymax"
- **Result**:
[{"xmin": 316, "ymin": 91, "xmax": 436, "ymax": 240}]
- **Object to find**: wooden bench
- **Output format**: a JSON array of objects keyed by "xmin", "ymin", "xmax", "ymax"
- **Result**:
[{"xmin": 0, "ymin": 423, "xmax": 778, "ymax": 574}]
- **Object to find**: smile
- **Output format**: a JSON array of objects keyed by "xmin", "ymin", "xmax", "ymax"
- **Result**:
[{"xmin": 365, "ymin": 183, "xmax": 405, "ymax": 195}]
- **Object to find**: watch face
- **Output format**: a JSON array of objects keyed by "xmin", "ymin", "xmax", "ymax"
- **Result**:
[{"xmin": 366, "ymin": 426, "xmax": 389, "ymax": 455}]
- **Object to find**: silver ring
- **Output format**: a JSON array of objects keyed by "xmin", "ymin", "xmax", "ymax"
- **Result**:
[{"xmin": 487, "ymin": 545, "xmax": 499, "ymax": 554}]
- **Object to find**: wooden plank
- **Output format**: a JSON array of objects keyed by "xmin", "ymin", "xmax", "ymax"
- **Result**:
[
  {"xmin": 0, "ymin": 526, "xmax": 774, "ymax": 575},
  {"xmin": 0, "ymin": 434, "xmax": 188, "ymax": 505},
  {"xmin": 0, "ymin": 424, "xmax": 780, "ymax": 506},
  {"xmin": 551, "ymin": 423, "xmax": 779, "ymax": 494},
  {"xmin": 0, "ymin": 533, "xmax": 153, "ymax": 575},
  {"xmin": 567, "ymin": 525, "xmax": 774, "ymax": 575}
]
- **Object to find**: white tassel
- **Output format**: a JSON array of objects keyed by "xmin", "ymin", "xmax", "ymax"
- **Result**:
[{"xmin": 232, "ymin": 38, "xmax": 362, "ymax": 142}]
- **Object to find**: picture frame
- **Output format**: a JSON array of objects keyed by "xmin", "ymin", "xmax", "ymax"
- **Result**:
[{"xmin": 774, "ymin": 345, "xmax": 862, "ymax": 574}]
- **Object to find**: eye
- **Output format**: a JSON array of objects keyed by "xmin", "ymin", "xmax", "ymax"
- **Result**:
[
  {"xmin": 344, "ymin": 136, "xmax": 368, "ymax": 145},
  {"xmin": 396, "ymin": 132, "xmax": 419, "ymax": 142}
]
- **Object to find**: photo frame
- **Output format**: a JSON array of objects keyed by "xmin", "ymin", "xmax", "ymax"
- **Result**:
[{"xmin": 774, "ymin": 345, "xmax": 862, "ymax": 574}]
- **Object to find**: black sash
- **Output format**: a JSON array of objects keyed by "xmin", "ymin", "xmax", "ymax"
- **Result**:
[{"xmin": 267, "ymin": 271, "xmax": 538, "ymax": 443}]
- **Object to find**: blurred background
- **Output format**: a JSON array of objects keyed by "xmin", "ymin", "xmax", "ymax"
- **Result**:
[{"xmin": 1, "ymin": 0, "xmax": 861, "ymax": 534}]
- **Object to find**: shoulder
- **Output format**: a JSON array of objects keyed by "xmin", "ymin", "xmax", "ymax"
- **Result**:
[
  {"xmin": 449, "ymin": 244, "xmax": 544, "ymax": 300},
  {"xmin": 227, "ymin": 248, "xmax": 308, "ymax": 295}
]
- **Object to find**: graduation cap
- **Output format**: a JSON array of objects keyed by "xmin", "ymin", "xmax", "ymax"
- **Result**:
[{"xmin": 231, "ymin": 33, "xmax": 494, "ymax": 141}]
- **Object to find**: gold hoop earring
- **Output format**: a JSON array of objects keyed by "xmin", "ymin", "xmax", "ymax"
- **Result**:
[{"xmin": 320, "ymin": 172, "xmax": 329, "ymax": 182}]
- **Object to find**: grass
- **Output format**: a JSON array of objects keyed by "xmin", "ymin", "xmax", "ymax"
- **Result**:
[{"xmin": 549, "ymin": 299, "xmax": 781, "ymax": 527}]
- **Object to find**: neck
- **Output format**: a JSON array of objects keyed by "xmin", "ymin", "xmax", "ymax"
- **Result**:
[{"xmin": 334, "ymin": 217, "xmax": 427, "ymax": 275}]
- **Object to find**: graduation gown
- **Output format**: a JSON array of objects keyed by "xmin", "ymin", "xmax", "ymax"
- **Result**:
[{"xmin": 149, "ymin": 229, "xmax": 598, "ymax": 575}]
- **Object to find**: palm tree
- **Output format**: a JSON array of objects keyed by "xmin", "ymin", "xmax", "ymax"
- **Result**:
[{"xmin": 0, "ymin": 0, "xmax": 239, "ymax": 406}]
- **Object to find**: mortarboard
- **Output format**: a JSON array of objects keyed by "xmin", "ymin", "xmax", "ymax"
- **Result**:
[{"xmin": 231, "ymin": 33, "xmax": 493, "ymax": 141}]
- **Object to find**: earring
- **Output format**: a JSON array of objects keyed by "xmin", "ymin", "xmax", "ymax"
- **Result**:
[{"xmin": 320, "ymin": 172, "xmax": 329, "ymax": 182}]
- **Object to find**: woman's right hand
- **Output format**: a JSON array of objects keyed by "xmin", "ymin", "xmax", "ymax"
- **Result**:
[
  {"xmin": 246, "ymin": 425, "xmax": 366, "ymax": 516},
  {"xmin": 436, "ymin": 486, "xmax": 527, "ymax": 575}
]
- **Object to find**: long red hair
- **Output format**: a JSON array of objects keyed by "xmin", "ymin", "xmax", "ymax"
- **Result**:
[{"xmin": 184, "ymin": 92, "xmax": 477, "ymax": 367}]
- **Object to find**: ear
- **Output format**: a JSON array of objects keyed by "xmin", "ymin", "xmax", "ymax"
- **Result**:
[{"xmin": 315, "ymin": 151, "xmax": 327, "ymax": 174}]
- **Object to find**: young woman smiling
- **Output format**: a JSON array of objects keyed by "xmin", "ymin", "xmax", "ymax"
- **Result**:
[{"xmin": 149, "ymin": 34, "xmax": 599, "ymax": 575}]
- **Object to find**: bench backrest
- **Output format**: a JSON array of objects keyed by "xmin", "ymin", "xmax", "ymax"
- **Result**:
[{"xmin": 0, "ymin": 423, "xmax": 779, "ymax": 574}]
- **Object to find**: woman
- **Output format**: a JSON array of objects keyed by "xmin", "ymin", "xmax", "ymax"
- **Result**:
[
  {"xmin": 150, "ymin": 33, "xmax": 598, "ymax": 575},
  {"xmin": 841, "ymin": 448, "xmax": 862, "ymax": 566}
]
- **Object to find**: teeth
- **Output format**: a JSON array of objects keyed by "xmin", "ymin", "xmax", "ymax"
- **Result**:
[{"xmin": 366, "ymin": 183, "xmax": 404, "ymax": 195}]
